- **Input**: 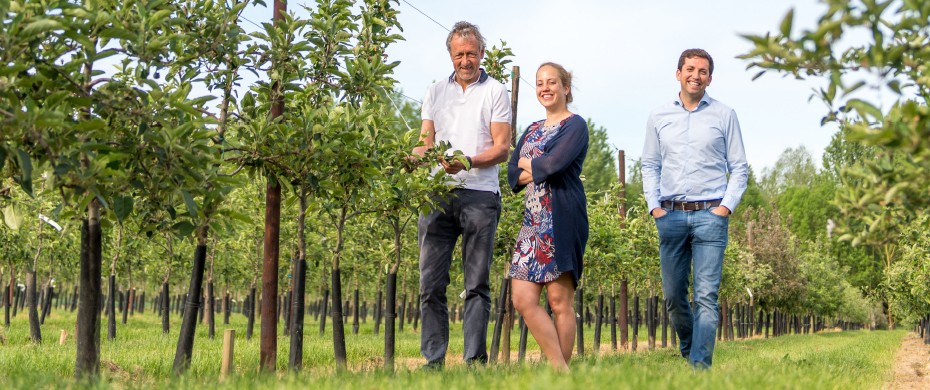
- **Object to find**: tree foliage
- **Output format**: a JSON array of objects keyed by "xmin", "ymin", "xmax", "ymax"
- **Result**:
[{"xmin": 741, "ymin": 0, "xmax": 930, "ymax": 326}]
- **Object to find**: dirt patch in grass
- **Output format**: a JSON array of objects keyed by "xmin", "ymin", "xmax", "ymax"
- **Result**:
[{"xmin": 885, "ymin": 332, "xmax": 930, "ymax": 390}]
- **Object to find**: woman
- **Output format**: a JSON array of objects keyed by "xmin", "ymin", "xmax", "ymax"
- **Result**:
[{"xmin": 507, "ymin": 62, "xmax": 589, "ymax": 371}]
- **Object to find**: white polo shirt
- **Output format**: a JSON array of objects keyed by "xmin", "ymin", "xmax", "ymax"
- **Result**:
[{"xmin": 421, "ymin": 69, "xmax": 512, "ymax": 193}]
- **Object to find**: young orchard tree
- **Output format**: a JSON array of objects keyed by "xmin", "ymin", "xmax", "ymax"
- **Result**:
[
  {"xmin": 369, "ymin": 96, "xmax": 452, "ymax": 370},
  {"xmin": 0, "ymin": 0, "xmax": 195, "ymax": 377},
  {"xmin": 740, "ymin": 0, "xmax": 930, "ymax": 327}
]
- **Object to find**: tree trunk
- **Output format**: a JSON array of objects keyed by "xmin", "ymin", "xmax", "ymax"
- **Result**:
[
  {"xmin": 206, "ymin": 281, "xmax": 215, "ymax": 339},
  {"xmin": 75, "ymin": 205, "xmax": 102, "ymax": 378},
  {"xmin": 575, "ymin": 286, "xmax": 584, "ymax": 356},
  {"xmin": 374, "ymin": 289, "xmax": 382, "ymax": 335},
  {"xmin": 106, "ymin": 276, "xmax": 116, "ymax": 340},
  {"xmin": 282, "ymin": 291, "xmax": 290, "ymax": 336},
  {"xmin": 489, "ymin": 274, "xmax": 509, "ymax": 362},
  {"xmin": 518, "ymin": 316, "xmax": 528, "ymax": 361},
  {"xmin": 610, "ymin": 293, "xmax": 617, "ymax": 350},
  {"xmin": 619, "ymin": 280, "xmax": 629, "ymax": 350},
  {"xmin": 594, "ymin": 292, "xmax": 604, "ymax": 353},
  {"xmin": 40, "ymin": 283, "xmax": 53, "ymax": 324},
  {"xmin": 719, "ymin": 300, "xmax": 728, "ymax": 341},
  {"xmin": 121, "ymin": 287, "xmax": 132, "ymax": 325},
  {"xmin": 26, "ymin": 271, "xmax": 42, "ymax": 343},
  {"xmin": 397, "ymin": 294, "xmax": 406, "ymax": 333},
  {"xmin": 198, "ymin": 288, "xmax": 205, "ymax": 324},
  {"xmin": 318, "ymin": 289, "xmax": 329, "ymax": 336},
  {"xmin": 223, "ymin": 292, "xmax": 230, "ymax": 325},
  {"xmin": 4, "ymin": 277, "xmax": 11, "ymax": 327},
  {"xmin": 501, "ymin": 279, "xmax": 513, "ymax": 363},
  {"xmin": 246, "ymin": 287, "xmax": 256, "ymax": 340},
  {"xmin": 384, "ymin": 272, "xmax": 397, "ymax": 371},
  {"xmin": 172, "ymin": 228, "xmax": 209, "ymax": 374},
  {"xmin": 648, "ymin": 296, "xmax": 657, "ymax": 350},
  {"xmin": 631, "ymin": 295, "xmax": 639, "ymax": 352},
  {"xmin": 261, "ymin": 0, "xmax": 285, "ymax": 365},
  {"xmin": 661, "ymin": 297, "xmax": 668, "ymax": 347},
  {"xmin": 13, "ymin": 284, "xmax": 20, "ymax": 317},
  {"xmin": 161, "ymin": 281, "xmax": 170, "ymax": 334},
  {"xmin": 259, "ymin": 179, "xmax": 281, "ymax": 372},
  {"xmin": 288, "ymin": 258, "xmax": 307, "ymax": 370},
  {"xmin": 331, "ymin": 269, "xmax": 347, "ymax": 369},
  {"xmin": 352, "ymin": 288, "xmax": 360, "ymax": 335}
]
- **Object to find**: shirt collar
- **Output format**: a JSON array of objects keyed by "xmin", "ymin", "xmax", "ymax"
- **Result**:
[
  {"xmin": 448, "ymin": 68, "xmax": 490, "ymax": 85},
  {"xmin": 674, "ymin": 92, "xmax": 712, "ymax": 110}
]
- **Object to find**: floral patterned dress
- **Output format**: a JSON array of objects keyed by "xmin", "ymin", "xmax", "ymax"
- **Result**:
[{"xmin": 508, "ymin": 119, "xmax": 564, "ymax": 283}]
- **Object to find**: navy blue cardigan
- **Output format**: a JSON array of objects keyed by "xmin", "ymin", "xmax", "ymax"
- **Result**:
[{"xmin": 507, "ymin": 114, "xmax": 589, "ymax": 287}]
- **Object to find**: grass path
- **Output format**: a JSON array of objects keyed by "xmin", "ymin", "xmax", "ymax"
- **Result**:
[{"xmin": 0, "ymin": 311, "xmax": 906, "ymax": 389}]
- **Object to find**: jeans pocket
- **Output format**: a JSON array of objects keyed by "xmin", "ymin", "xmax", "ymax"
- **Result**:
[
  {"xmin": 707, "ymin": 206, "xmax": 729, "ymax": 220},
  {"xmin": 654, "ymin": 208, "xmax": 671, "ymax": 221}
]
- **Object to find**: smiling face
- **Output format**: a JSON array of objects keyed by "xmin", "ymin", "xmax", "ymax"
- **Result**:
[
  {"xmin": 449, "ymin": 35, "xmax": 483, "ymax": 85},
  {"xmin": 536, "ymin": 65, "xmax": 570, "ymax": 111},
  {"xmin": 676, "ymin": 56, "xmax": 713, "ymax": 101}
]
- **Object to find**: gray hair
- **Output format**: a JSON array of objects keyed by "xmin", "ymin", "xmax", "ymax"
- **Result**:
[{"xmin": 446, "ymin": 21, "xmax": 486, "ymax": 53}]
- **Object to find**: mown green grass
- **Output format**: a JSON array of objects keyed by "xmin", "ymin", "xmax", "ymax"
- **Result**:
[{"xmin": 0, "ymin": 309, "xmax": 904, "ymax": 389}]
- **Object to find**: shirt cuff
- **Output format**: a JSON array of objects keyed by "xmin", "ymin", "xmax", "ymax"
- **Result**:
[
  {"xmin": 721, "ymin": 196, "xmax": 739, "ymax": 213},
  {"xmin": 647, "ymin": 199, "xmax": 661, "ymax": 214}
]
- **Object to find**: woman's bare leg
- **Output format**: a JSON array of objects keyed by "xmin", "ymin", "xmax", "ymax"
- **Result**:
[
  {"xmin": 545, "ymin": 274, "xmax": 576, "ymax": 364},
  {"xmin": 512, "ymin": 278, "xmax": 568, "ymax": 370}
]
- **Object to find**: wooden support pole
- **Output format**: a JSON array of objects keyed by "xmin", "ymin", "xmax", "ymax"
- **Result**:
[
  {"xmin": 510, "ymin": 66, "xmax": 520, "ymax": 146},
  {"xmin": 501, "ymin": 275, "xmax": 514, "ymax": 364},
  {"xmin": 221, "ymin": 329, "xmax": 235, "ymax": 378}
]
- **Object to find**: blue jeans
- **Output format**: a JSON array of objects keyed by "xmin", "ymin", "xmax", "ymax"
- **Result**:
[
  {"xmin": 418, "ymin": 189, "xmax": 501, "ymax": 365},
  {"xmin": 654, "ymin": 206, "xmax": 728, "ymax": 368}
]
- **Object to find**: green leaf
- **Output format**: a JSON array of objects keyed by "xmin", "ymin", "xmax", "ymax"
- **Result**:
[
  {"xmin": 99, "ymin": 27, "xmax": 137, "ymax": 41},
  {"xmin": 181, "ymin": 191, "xmax": 198, "ymax": 218},
  {"xmin": 845, "ymin": 98, "xmax": 883, "ymax": 121},
  {"xmin": 172, "ymin": 221, "xmax": 195, "ymax": 237},
  {"xmin": 45, "ymin": 90, "xmax": 71, "ymax": 108},
  {"xmin": 20, "ymin": 18, "xmax": 63, "ymax": 39},
  {"xmin": 887, "ymin": 80, "xmax": 902, "ymax": 94},
  {"xmin": 2, "ymin": 205, "xmax": 24, "ymax": 230},
  {"xmin": 779, "ymin": 8, "xmax": 794, "ymax": 37},
  {"xmin": 16, "ymin": 149, "xmax": 33, "ymax": 196},
  {"xmin": 113, "ymin": 195, "xmax": 134, "ymax": 223},
  {"xmin": 74, "ymin": 118, "xmax": 106, "ymax": 132}
]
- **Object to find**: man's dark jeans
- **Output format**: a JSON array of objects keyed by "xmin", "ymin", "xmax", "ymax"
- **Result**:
[{"xmin": 418, "ymin": 189, "xmax": 501, "ymax": 366}]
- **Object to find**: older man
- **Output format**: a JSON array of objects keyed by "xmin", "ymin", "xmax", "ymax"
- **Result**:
[{"xmin": 411, "ymin": 21, "xmax": 512, "ymax": 368}]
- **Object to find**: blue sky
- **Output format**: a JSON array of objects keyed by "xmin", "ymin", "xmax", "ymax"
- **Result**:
[{"xmin": 245, "ymin": 0, "xmax": 845, "ymax": 174}]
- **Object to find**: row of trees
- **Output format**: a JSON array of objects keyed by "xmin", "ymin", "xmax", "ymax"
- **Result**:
[
  {"xmin": 0, "ymin": 0, "xmax": 463, "ymax": 377},
  {"xmin": 739, "ymin": 0, "xmax": 930, "ymax": 328},
  {"xmin": 3, "ymin": 0, "xmax": 929, "ymax": 380}
]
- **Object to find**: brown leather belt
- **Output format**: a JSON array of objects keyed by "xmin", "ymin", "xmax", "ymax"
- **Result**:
[{"xmin": 661, "ymin": 199, "xmax": 722, "ymax": 211}]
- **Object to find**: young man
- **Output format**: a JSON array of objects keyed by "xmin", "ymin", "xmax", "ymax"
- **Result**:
[{"xmin": 641, "ymin": 48, "xmax": 749, "ymax": 369}]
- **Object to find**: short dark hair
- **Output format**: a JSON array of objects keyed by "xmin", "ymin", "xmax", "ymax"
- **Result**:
[
  {"xmin": 446, "ymin": 21, "xmax": 486, "ymax": 53},
  {"xmin": 538, "ymin": 62, "xmax": 574, "ymax": 104},
  {"xmin": 677, "ymin": 48, "xmax": 714, "ymax": 75}
]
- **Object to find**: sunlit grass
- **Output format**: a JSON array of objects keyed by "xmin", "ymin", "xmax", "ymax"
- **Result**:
[{"xmin": 0, "ymin": 309, "xmax": 904, "ymax": 389}]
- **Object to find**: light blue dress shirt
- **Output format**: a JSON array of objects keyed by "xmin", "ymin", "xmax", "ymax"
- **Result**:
[{"xmin": 642, "ymin": 92, "xmax": 749, "ymax": 213}]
